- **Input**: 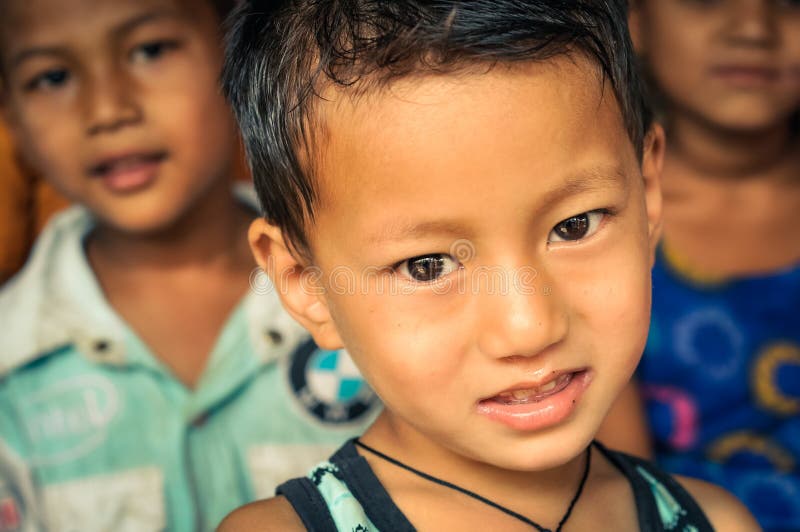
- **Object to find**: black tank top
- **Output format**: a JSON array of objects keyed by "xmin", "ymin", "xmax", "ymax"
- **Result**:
[{"xmin": 277, "ymin": 440, "xmax": 715, "ymax": 531}]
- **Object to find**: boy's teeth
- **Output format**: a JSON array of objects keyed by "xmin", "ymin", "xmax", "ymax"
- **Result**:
[
  {"xmin": 539, "ymin": 380, "xmax": 557, "ymax": 393},
  {"xmin": 494, "ymin": 373, "xmax": 572, "ymax": 404},
  {"xmin": 511, "ymin": 390, "xmax": 529, "ymax": 400}
]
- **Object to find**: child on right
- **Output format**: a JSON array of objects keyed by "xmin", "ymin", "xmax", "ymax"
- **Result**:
[
  {"xmin": 218, "ymin": 1, "xmax": 759, "ymax": 530},
  {"xmin": 598, "ymin": 2, "xmax": 800, "ymax": 531}
]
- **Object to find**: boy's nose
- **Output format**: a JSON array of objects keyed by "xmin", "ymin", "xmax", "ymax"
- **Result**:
[
  {"xmin": 84, "ymin": 71, "xmax": 142, "ymax": 135},
  {"xmin": 475, "ymin": 266, "xmax": 567, "ymax": 361},
  {"xmin": 723, "ymin": 0, "xmax": 777, "ymax": 48}
]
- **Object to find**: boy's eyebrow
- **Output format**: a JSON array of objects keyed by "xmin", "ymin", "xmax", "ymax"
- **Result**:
[
  {"xmin": 112, "ymin": 9, "xmax": 182, "ymax": 38},
  {"xmin": 9, "ymin": 10, "xmax": 180, "ymax": 71},
  {"xmin": 367, "ymin": 165, "xmax": 628, "ymax": 245},
  {"xmin": 537, "ymin": 165, "xmax": 629, "ymax": 208},
  {"xmin": 367, "ymin": 220, "xmax": 472, "ymax": 245},
  {"xmin": 10, "ymin": 47, "xmax": 69, "ymax": 70}
]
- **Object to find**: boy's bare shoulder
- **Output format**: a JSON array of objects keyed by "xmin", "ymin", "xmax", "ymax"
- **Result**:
[
  {"xmin": 217, "ymin": 496, "xmax": 305, "ymax": 532},
  {"xmin": 674, "ymin": 474, "xmax": 762, "ymax": 531}
]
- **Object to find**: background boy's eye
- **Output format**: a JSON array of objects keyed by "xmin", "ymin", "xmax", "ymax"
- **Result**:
[
  {"xmin": 130, "ymin": 40, "xmax": 179, "ymax": 63},
  {"xmin": 25, "ymin": 69, "xmax": 70, "ymax": 92},
  {"xmin": 679, "ymin": 0, "xmax": 722, "ymax": 6},
  {"xmin": 397, "ymin": 254, "xmax": 460, "ymax": 283},
  {"xmin": 548, "ymin": 210, "xmax": 606, "ymax": 243}
]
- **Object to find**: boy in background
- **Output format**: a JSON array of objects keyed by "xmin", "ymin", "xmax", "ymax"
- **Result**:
[{"xmin": 0, "ymin": 1, "xmax": 378, "ymax": 530}]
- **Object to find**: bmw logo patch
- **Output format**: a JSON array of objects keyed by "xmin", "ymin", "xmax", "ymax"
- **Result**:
[{"xmin": 289, "ymin": 339, "xmax": 379, "ymax": 424}]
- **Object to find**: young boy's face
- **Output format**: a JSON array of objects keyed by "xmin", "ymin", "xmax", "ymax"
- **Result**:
[
  {"xmin": 257, "ymin": 56, "xmax": 663, "ymax": 471},
  {"xmin": 632, "ymin": 0, "xmax": 800, "ymax": 131},
  {"xmin": 0, "ymin": 0, "xmax": 237, "ymax": 233}
]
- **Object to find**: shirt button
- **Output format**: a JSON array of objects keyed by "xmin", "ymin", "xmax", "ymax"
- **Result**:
[
  {"xmin": 191, "ymin": 412, "xmax": 209, "ymax": 428},
  {"xmin": 265, "ymin": 329, "xmax": 283, "ymax": 345},
  {"xmin": 93, "ymin": 339, "xmax": 111, "ymax": 354}
]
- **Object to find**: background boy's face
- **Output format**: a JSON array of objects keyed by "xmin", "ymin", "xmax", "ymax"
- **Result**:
[
  {"xmin": 632, "ymin": 0, "xmax": 800, "ymax": 131},
  {"xmin": 300, "ymin": 57, "xmax": 662, "ymax": 471},
  {"xmin": 0, "ymin": 0, "xmax": 237, "ymax": 233}
]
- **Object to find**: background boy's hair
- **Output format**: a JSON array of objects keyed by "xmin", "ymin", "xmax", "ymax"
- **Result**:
[
  {"xmin": 223, "ymin": 0, "xmax": 652, "ymax": 259},
  {"xmin": 0, "ymin": 0, "xmax": 238, "ymax": 92}
]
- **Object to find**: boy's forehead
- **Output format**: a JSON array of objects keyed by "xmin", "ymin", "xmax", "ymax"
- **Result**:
[
  {"xmin": 1, "ymin": 0, "xmax": 204, "ymax": 53},
  {"xmin": 319, "ymin": 55, "xmax": 608, "ymax": 139},
  {"xmin": 305, "ymin": 55, "xmax": 639, "ymax": 252}
]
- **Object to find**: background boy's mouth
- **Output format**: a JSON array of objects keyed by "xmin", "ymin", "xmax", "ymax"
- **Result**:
[{"xmin": 89, "ymin": 151, "xmax": 168, "ymax": 193}]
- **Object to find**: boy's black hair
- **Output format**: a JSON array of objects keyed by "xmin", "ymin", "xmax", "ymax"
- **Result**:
[{"xmin": 223, "ymin": 0, "xmax": 652, "ymax": 259}]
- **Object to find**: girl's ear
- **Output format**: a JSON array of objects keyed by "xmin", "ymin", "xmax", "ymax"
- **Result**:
[
  {"xmin": 248, "ymin": 218, "xmax": 344, "ymax": 350},
  {"xmin": 641, "ymin": 124, "xmax": 665, "ymax": 266},
  {"xmin": 627, "ymin": 1, "xmax": 645, "ymax": 53}
]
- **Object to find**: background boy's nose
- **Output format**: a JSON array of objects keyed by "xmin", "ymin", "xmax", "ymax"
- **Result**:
[
  {"xmin": 84, "ymin": 72, "xmax": 142, "ymax": 135},
  {"xmin": 723, "ymin": 0, "xmax": 777, "ymax": 47},
  {"xmin": 476, "ymin": 268, "xmax": 567, "ymax": 361}
]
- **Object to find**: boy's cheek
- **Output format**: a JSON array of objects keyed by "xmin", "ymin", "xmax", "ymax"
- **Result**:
[
  {"xmin": 560, "ymin": 248, "xmax": 651, "ymax": 336},
  {"xmin": 330, "ymin": 294, "xmax": 470, "ymax": 381}
]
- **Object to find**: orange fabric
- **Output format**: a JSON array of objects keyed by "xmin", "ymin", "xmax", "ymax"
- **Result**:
[{"xmin": 0, "ymin": 120, "xmax": 69, "ymax": 284}]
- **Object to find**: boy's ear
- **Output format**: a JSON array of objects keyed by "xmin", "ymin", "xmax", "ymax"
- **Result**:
[
  {"xmin": 640, "ymin": 124, "xmax": 665, "ymax": 266},
  {"xmin": 248, "ymin": 218, "xmax": 344, "ymax": 350}
]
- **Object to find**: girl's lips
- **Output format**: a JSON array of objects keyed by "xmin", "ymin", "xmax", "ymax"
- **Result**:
[
  {"xmin": 709, "ymin": 65, "xmax": 781, "ymax": 87},
  {"xmin": 477, "ymin": 370, "xmax": 592, "ymax": 432}
]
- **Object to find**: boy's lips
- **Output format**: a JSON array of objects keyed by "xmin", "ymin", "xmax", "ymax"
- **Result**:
[
  {"xmin": 88, "ymin": 151, "xmax": 168, "ymax": 193},
  {"xmin": 477, "ymin": 369, "xmax": 591, "ymax": 431}
]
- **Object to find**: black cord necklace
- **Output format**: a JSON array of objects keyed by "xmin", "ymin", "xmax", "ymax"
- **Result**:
[{"xmin": 354, "ymin": 439, "xmax": 593, "ymax": 532}]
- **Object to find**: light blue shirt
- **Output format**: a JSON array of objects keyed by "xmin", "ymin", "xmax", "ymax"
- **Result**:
[{"xmin": 0, "ymin": 197, "xmax": 380, "ymax": 532}]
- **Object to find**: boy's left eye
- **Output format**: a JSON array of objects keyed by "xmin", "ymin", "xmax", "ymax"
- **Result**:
[
  {"xmin": 548, "ymin": 210, "xmax": 607, "ymax": 243},
  {"xmin": 130, "ymin": 40, "xmax": 179, "ymax": 63},
  {"xmin": 397, "ymin": 254, "xmax": 461, "ymax": 283}
]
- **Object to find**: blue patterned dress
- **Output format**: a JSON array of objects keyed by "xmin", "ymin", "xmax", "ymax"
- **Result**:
[{"xmin": 639, "ymin": 245, "xmax": 800, "ymax": 532}]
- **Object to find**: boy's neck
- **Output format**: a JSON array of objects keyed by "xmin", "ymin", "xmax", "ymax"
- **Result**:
[
  {"xmin": 360, "ymin": 412, "xmax": 594, "ymax": 521},
  {"xmin": 666, "ymin": 112, "xmax": 798, "ymax": 181},
  {"xmin": 83, "ymin": 175, "xmax": 256, "ymax": 388},
  {"xmin": 87, "ymin": 179, "xmax": 253, "ymax": 272}
]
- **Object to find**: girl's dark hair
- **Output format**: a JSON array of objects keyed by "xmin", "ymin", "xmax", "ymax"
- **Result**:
[
  {"xmin": 213, "ymin": 0, "xmax": 238, "ymax": 17},
  {"xmin": 222, "ymin": 0, "xmax": 652, "ymax": 258}
]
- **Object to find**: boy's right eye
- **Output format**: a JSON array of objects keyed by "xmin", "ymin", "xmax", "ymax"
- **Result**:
[
  {"xmin": 24, "ymin": 69, "xmax": 70, "ymax": 92},
  {"xmin": 396, "ymin": 254, "xmax": 461, "ymax": 283}
]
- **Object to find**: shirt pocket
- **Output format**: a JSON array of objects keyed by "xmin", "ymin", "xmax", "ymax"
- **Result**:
[{"xmin": 41, "ymin": 466, "xmax": 165, "ymax": 532}]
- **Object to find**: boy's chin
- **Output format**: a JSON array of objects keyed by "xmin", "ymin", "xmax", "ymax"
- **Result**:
[{"xmin": 90, "ymin": 202, "xmax": 192, "ymax": 237}]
